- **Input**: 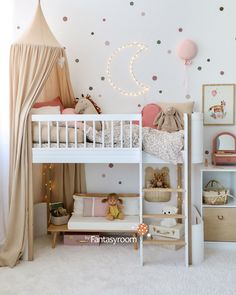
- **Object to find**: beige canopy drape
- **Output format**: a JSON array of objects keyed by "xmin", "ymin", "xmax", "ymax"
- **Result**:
[{"xmin": 0, "ymin": 3, "xmax": 86, "ymax": 267}]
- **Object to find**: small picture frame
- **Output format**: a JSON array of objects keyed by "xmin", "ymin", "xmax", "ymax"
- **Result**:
[{"xmin": 202, "ymin": 84, "xmax": 235, "ymax": 126}]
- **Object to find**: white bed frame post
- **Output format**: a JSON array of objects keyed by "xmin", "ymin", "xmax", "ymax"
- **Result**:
[
  {"xmin": 139, "ymin": 117, "xmax": 143, "ymax": 266},
  {"xmin": 184, "ymin": 114, "xmax": 192, "ymax": 266}
]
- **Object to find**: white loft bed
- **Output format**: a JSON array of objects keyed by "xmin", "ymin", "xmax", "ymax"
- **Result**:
[{"xmin": 31, "ymin": 113, "xmax": 202, "ymax": 266}]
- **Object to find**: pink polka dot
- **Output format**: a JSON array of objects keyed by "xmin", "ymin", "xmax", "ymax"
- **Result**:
[
  {"xmin": 152, "ymin": 75, "xmax": 157, "ymax": 81},
  {"xmin": 63, "ymin": 16, "xmax": 68, "ymax": 22}
]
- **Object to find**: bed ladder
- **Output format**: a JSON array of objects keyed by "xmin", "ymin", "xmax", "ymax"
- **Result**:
[{"xmin": 140, "ymin": 114, "xmax": 192, "ymax": 267}]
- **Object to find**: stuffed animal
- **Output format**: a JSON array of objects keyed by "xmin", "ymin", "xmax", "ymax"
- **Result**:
[
  {"xmin": 102, "ymin": 193, "xmax": 124, "ymax": 221},
  {"xmin": 149, "ymin": 172, "xmax": 169, "ymax": 188},
  {"xmin": 75, "ymin": 94, "xmax": 102, "ymax": 131},
  {"xmin": 160, "ymin": 206, "xmax": 178, "ymax": 227},
  {"xmin": 153, "ymin": 107, "xmax": 184, "ymax": 133}
]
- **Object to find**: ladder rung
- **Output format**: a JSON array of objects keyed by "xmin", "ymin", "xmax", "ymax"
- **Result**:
[
  {"xmin": 143, "ymin": 188, "xmax": 185, "ymax": 193},
  {"xmin": 143, "ymin": 239, "xmax": 186, "ymax": 246},
  {"xmin": 143, "ymin": 214, "xmax": 185, "ymax": 219}
]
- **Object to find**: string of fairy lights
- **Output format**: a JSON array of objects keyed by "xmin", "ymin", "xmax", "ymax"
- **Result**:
[
  {"xmin": 106, "ymin": 42, "xmax": 150, "ymax": 96},
  {"xmin": 43, "ymin": 164, "xmax": 54, "ymax": 222}
]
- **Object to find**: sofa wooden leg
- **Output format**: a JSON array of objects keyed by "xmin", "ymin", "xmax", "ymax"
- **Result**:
[
  {"xmin": 133, "ymin": 233, "xmax": 138, "ymax": 250},
  {"xmin": 52, "ymin": 232, "xmax": 58, "ymax": 248}
]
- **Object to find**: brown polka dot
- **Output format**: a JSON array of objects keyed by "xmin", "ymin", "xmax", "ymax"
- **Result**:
[
  {"xmin": 197, "ymin": 66, "xmax": 202, "ymax": 71},
  {"xmin": 91, "ymin": 32, "xmax": 94, "ymax": 35},
  {"xmin": 185, "ymin": 94, "xmax": 191, "ymax": 99},
  {"xmin": 101, "ymin": 76, "xmax": 105, "ymax": 81},
  {"xmin": 167, "ymin": 50, "xmax": 172, "ymax": 54},
  {"xmin": 178, "ymin": 27, "xmax": 183, "ymax": 32},
  {"xmin": 108, "ymin": 163, "xmax": 114, "ymax": 168},
  {"xmin": 152, "ymin": 75, "xmax": 157, "ymax": 81},
  {"xmin": 102, "ymin": 174, "xmax": 106, "ymax": 178},
  {"xmin": 220, "ymin": 71, "xmax": 224, "ymax": 75},
  {"xmin": 89, "ymin": 86, "xmax": 93, "ymax": 91},
  {"xmin": 141, "ymin": 12, "xmax": 146, "ymax": 16},
  {"xmin": 105, "ymin": 41, "xmax": 110, "ymax": 46},
  {"xmin": 63, "ymin": 16, "xmax": 68, "ymax": 22},
  {"xmin": 75, "ymin": 58, "xmax": 79, "ymax": 63},
  {"xmin": 138, "ymin": 104, "xmax": 141, "ymax": 108},
  {"xmin": 118, "ymin": 181, "xmax": 122, "ymax": 184},
  {"xmin": 102, "ymin": 18, "xmax": 106, "ymax": 22},
  {"xmin": 17, "ymin": 26, "xmax": 20, "ymax": 30},
  {"xmin": 219, "ymin": 7, "xmax": 224, "ymax": 11}
]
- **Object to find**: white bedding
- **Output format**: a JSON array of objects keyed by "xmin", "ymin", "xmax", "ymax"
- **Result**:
[{"xmin": 68, "ymin": 214, "xmax": 139, "ymax": 231}]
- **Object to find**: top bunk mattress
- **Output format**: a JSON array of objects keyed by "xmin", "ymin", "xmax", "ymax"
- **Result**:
[{"xmin": 68, "ymin": 215, "xmax": 139, "ymax": 231}]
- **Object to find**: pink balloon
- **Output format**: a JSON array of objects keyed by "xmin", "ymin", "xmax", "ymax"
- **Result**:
[
  {"xmin": 211, "ymin": 90, "xmax": 217, "ymax": 97},
  {"xmin": 177, "ymin": 39, "xmax": 198, "ymax": 64}
]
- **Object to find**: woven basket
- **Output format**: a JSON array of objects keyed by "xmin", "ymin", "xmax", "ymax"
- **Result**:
[
  {"xmin": 144, "ymin": 167, "xmax": 171, "ymax": 202},
  {"xmin": 203, "ymin": 180, "xmax": 230, "ymax": 205}
]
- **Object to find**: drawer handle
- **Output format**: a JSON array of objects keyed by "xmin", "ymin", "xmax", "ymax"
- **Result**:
[{"xmin": 217, "ymin": 215, "xmax": 224, "ymax": 220}]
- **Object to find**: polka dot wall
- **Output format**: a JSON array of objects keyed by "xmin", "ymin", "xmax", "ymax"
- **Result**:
[{"xmin": 14, "ymin": 0, "xmax": 236, "ymax": 198}]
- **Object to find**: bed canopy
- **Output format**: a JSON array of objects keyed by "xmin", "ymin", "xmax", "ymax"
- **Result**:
[{"xmin": 0, "ymin": 1, "xmax": 86, "ymax": 267}]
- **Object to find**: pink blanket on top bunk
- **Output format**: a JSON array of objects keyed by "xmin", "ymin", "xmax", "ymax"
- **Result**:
[{"xmin": 86, "ymin": 124, "xmax": 184, "ymax": 164}]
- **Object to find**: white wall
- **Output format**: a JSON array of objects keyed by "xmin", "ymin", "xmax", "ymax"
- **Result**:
[{"xmin": 13, "ymin": 0, "xmax": 236, "ymax": 210}]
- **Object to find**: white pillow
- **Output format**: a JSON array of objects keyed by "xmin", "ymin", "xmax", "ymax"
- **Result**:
[
  {"xmin": 31, "ymin": 105, "xmax": 61, "ymax": 114},
  {"xmin": 123, "ymin": 197, "xmax": 139, "ymax": 215},
  {"xmin": 73, "ymin": 195, "xmax": 84, "ymax": 216}
]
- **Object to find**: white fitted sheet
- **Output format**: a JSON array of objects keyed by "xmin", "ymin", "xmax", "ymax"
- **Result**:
[{"xmin": 68, "ymin": 214, "xmax": 139, "ymax": 231}]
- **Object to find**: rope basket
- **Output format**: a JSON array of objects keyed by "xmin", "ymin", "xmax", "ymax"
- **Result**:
[
  {"xmin": 144, "ymin": 167, "xmax": 171, "ymax": 202},
  {"xmin": 203, "ymin": 180, "xmax": 231, "ymax": 205}
]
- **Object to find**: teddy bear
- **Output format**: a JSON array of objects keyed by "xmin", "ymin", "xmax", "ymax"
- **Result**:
[
  {"xmin": 160, "ymin": 206, "xmax": 178, "ymax": 227},
  {"xmin": 102, "ymin": 193, "xmax": 124, "ymax": 221},
  {"xmin": 149, "ymin": 172, "xmax": 169, "ymax": 188}
]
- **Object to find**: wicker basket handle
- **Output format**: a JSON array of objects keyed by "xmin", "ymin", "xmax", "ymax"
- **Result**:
[{"xmin": 205, "ymin": 180, "xmax": 225, "ymax": 190}]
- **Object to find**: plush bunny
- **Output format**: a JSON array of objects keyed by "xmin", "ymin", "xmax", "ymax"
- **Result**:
[
  {"xmin": 153, "ymin": 107, "xmax": 184, "ymax": 133},
  {"xmin": 160, "ymin": 206, "xmax": 178, "ymax": 227},
  {"xmin": 102, "ymin": 193, "xmax": 124, "ymax": 221}
]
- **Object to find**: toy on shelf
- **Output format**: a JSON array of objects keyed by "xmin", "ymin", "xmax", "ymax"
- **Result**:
[
  {"xmin": 145, "ymin": 167, "xmax": 171, "ymax": 202},
  {"xmin": 102, "ymin": 193, "xmax": 124, "ymax": 221},
  {"xmin": 160, "ymin": 206, "xmax": 178, "ymax": 227}
]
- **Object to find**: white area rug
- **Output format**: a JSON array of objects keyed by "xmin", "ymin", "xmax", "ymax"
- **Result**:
[{"xmin": 0, "ymin": 236, "xmax": 236, "ymax": 295}]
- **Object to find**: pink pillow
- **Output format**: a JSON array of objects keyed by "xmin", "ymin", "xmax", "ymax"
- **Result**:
[
  {"xmin": 83, "ymin": 198, "xmax": 107, "ymax": 217},
  {"xmin": 62, "ymin": 108, "xmax": 76, "ymax": 114},
  {"xmin": 62, "ymin": 108, "xmax": 84, "ymax": 129},
  {"xmin": 33, "ymin": 96, "xmax": 64, "ymax": 112},
  {"xmin": 141, "ymin": 103, "xmax": 161, "ymax": 128}
]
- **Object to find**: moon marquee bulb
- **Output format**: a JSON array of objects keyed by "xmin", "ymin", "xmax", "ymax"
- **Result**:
[{"xmin": 106, "ymin": 42, "xmax": 150, "ymax": 96}]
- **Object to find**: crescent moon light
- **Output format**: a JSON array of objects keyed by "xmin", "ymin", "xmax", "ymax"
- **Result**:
[{"xmin": 106, "ymin": 42, "xmax": 150, "ymax": 97}]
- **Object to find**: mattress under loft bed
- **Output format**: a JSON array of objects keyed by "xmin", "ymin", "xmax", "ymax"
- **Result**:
[{"xmin": 31, "ymin": 113, "xmax": 203, "ymax": 164}]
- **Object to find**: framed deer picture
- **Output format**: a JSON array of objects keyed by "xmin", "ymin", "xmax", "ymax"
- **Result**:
[{"xmin": 202, "ymin": 84, "xmax": 235, "ymax": 126}]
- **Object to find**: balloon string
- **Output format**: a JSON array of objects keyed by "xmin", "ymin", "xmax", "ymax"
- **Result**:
[{"xmin": 183, "ymin": 64, "xmax": 189, "ymax": 95}]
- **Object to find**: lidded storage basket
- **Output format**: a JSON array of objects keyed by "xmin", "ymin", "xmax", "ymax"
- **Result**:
[
  {"xmin": 144, "ymin": 167, "xmax": 171, "ymax": 202},
  {"xmin": 203, "ymin": 180, "xmax": 231, "ymax": 205}
]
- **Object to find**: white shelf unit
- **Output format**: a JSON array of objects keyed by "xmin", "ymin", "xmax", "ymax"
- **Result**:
[{"xmin": 201, "ymin": 167, "xmax": 236, "ymax": 243}]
